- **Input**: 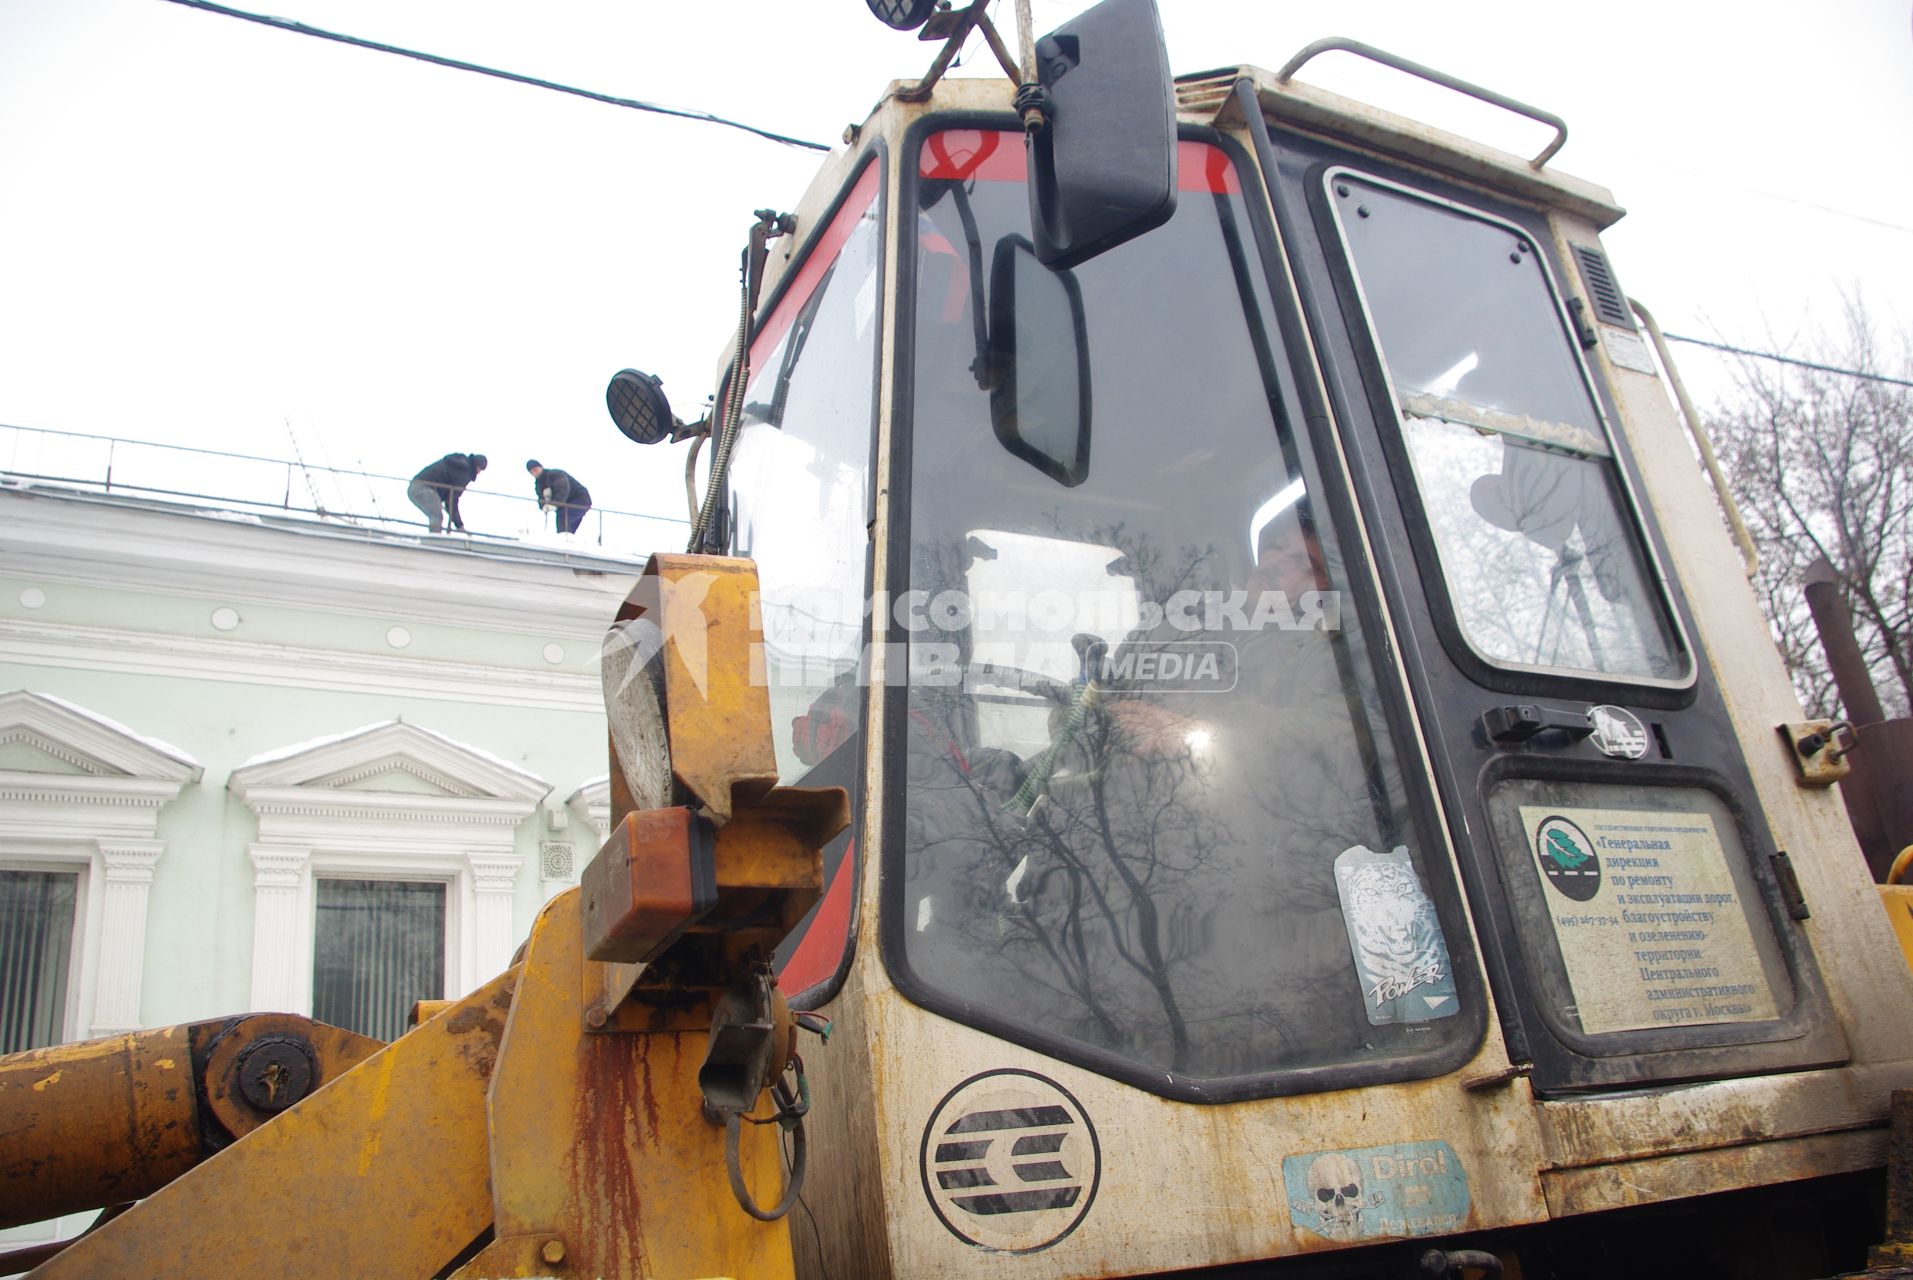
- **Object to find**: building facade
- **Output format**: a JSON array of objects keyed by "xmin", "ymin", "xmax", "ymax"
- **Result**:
[{"xmin": 0, "ymin": 483, "xmax": 631, "ymax": 1055}]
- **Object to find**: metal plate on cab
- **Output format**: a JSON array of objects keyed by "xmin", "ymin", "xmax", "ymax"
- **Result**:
[
  {"xmin": 1602, "ymin": 325, "xmax": 1658, "ymax": 374},
  {"xmin": 1587, "ymin": 704, "xmax": 1650, "ymax": 759},
  {"xmin": 920, "ymin": 1068, "xmax": 1101, "ymax": 1253}
]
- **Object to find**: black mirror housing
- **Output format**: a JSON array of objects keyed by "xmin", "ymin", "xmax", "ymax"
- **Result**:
[
  {"xmin": 988, "ymin": 235, "xmax": 1091, "ymax": 486},
  {"xmin": 1026, "ymin": 0, "xmax": 1178, "ymax": 270}
]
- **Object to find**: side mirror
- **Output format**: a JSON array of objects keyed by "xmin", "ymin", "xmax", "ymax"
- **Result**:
[
  {"xmin": 1026, "ymin": 0, "xmax": 1178, "ymax": 270},
  {"xmin": 987, "ymin": 235, "xmax": 1090, "ymax": 486}
]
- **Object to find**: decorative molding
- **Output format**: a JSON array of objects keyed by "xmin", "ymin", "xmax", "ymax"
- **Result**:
[
  {"xmin": 0, "ymin": 691, "xmax": 201, "ymax": 782},
  {"xmin": 248, "ymin": 845, "xmax": 312, "ymax": 1011},
  {"xmin": 0, "ymin": 486, "xmax": 641, "ymax": 639},
  {"xmin": 0, "ymin": 692, "xmax": 197, "ymax": 1039},
  {"xmin": 231, "ymin": 722, "xmax": 549, "ymax": 804},
  {"xmin": 0, "ymin": 617, "xmax": 604, "ymax": 713},
  {"xmin": 234, "ymin": 722, "xmax": 550, "ymax": 1014},
  {"xmin": 98, "ymin": 840, "xmax": 165, "ymax": 883},
  {"xmin": 567, "ymin": 776, "xmax": 613, "ymax": 842}
]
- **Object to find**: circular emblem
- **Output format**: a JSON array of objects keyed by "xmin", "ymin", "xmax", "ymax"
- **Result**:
[
  {"xmin": 1587, "ymin": 705, "xmax": 1650, "ymax": 760},
  {"xmin": 1534, "ymin": 815, "xmax": 1602, "ymax": 902},
  {"xmin": 920, "ymin": 1068, "xmax": 1101, "ymax": 1253}
]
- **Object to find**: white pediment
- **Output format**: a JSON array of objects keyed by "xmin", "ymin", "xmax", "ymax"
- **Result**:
[
  {"xmin": 0, "ymin": 691, "xmax": 202, "ymax": 846},
  {"xmin": 0, "ymin": 690, "xmax": 203, "ymax": 782},
  {"xmin": 229, "ymin": 721, "xmax": 550, "ymax": 805},
  {"xmin": 566, "ymin": 775, "xmax": 613, "ymax": 840}
]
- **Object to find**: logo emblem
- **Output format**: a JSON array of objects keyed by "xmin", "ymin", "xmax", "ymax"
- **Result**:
[
  {"xmin": 1587, "ymin": 705, "xmax": 1650, "ymax": 759},
  {"xmin": 1534, "ymin": 815, "xmax": 1602, "ymax": 902},
  {"xmin": 920, "ymin": 1069, "xmax": 1100, "ymax": 1253}
]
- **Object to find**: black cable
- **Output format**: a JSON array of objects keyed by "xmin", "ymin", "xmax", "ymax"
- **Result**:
[
  {"xmin": 156, "ymin": 0, "xmax": 832, "ymax": 152},
  {"xmin": 1662, "ymin": 332, "xmax": 1913, "ymax": 390}
]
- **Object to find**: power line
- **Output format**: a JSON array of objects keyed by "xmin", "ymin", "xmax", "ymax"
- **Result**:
[
  {"xmin": 156, "ymin": 0, "xmax": 833, "ymax": 152},
  {"xmin": 1662, "ymin": 332, "xmax": 1913, "ymax": 390}
]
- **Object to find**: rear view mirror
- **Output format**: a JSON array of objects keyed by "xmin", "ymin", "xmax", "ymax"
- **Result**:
[
  {"xmin": 1026, "ymin": 0, "xmax": 1178, "ymax": 270},
  {"xmin": 988, "ymin": 235, "xmax": 1090, "ymax": 486}
]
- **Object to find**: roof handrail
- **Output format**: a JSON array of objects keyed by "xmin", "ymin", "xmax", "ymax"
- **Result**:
[{"xmin": 1273, "ymin": 37, "xmax": 1569, "ymax": 169}]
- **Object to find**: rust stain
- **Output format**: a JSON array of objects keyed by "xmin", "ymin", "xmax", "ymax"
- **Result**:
[
  {"xmin": 574, "ymin": 1032, "xmax": 650, "ymax": 1277},
  {"xmin": 633, "ymin": 1035, "xmax": 662, "ymax": 1148}
]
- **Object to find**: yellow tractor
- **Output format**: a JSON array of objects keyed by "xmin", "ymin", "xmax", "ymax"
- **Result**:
[{"xmin": 7, "ymin": 2, "xmax": 1913, "ymax": 1276}]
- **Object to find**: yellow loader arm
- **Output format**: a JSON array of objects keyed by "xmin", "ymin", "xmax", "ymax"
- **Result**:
[{"xmin": 0, "ymin": 556, "xmax": 847, "ymax": 1279}]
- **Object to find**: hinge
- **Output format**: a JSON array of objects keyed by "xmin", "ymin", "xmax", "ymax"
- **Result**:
[
  {"xmin": 1566, "ymin": 296, "xmax": 1600, "ymax": 350},
  {"xmin": 1771, "ymin": 851, "xmax": 1811, "ymax": 920}
]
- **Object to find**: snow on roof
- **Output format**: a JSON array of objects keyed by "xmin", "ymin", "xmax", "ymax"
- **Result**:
[
  {"xmin": 567, "ymin": 775, "xmax": 610, "ymax": 802},
  {"xmin": 234, "ymin": 718, "xmax": 542, "ymax": 781},
  {"xmin": 33, "ymin": 691, "xmax": 202, "ymax": 768}
]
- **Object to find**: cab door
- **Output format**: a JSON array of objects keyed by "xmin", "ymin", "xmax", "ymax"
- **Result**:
[{"xmin": 1251, "ymin": 124, "xmax": 1846, "ymax": 1094}]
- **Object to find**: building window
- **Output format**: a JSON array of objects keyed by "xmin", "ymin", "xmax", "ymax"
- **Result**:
[
  {"xmin": 312, "ymin": 879, "xmax": 445, "ymax": 1042},
  {"xmin": 0, "ymin": 869, "xmax": 79, "ymax": 1053}
]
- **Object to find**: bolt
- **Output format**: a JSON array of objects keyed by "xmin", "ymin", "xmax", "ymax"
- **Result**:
[
  {"xmin": 1336, "ymin": 183, "xmax": 1350, "ymax": 197},
  {"xmin": 235, "ymin": 1037, "xmax": 316, "ymax": 1112},
  {"xmin": 1356, "ymin": 205, "xmax": 1370, "ymax": 218},
  {"xmin": 585, "ymin": 1006, "xmax": 608, "ymax": 1029},
  {"xmin": 1510, "ymin": 252, "xmax": 1522, "ymax": 264},
  {"xmin": 542, "ymin": 1239, "xmax": 566, "ymax": 1265}
]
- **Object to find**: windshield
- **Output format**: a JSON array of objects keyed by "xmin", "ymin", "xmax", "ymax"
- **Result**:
[{"xmin": 892, "ymin": 132, "xmax": 1476, "ymax": 1094}]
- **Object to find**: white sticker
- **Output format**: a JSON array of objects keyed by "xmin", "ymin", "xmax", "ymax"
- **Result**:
[
  {"xmin": 1602, "ymin": 326, "xmax": 1658, "ymax": 375},
  {"xmin": 1333, "ymin": 845, "xmax": 1459, "ymax": 1025}
]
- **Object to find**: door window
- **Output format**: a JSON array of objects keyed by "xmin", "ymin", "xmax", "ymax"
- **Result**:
[{"xmin": 1328, "ymin": 174, "xmax": 1686, "ymax": 684}]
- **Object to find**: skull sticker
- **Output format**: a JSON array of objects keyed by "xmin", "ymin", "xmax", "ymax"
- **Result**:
[
  {"xmin": 1300, "ymin": 1153, "xmax": 1370, "ymax": 1239},
  {"xmin": 1283, "ymin": 1141, "xmax": 1471, "ymax": 1242}
]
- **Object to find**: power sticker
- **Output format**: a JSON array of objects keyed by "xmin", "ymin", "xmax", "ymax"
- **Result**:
[
  {"xmin": 920, "ymin": 1069, "xmax": 1100, "ymax": 1253},
  {"xmin": 1284, "ymin": 1141, "xmax": 1471, "ymax": 1242},
  {"xmin": 1334, "ymin": 845, "xmax": 1459, "ymax": 1024}
]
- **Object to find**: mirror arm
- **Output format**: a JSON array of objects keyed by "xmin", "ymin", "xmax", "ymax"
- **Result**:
[
  {"xmin": 691, "ymin": 209, "xmax": 791, "ymax": 553},
  {"xmin": 946, "ymin": 185, "xmax": 997, "ymax": 391},
  {"xmin": 896, "ymin": 0, "xmax": 1001, "ymax": 103}
]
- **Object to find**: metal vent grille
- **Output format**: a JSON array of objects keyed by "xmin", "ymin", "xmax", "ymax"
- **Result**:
[
  {"xmin": 540, "ymin": 842, "xmax": 575, "ymax": 881},
  {"xmin": 1572, "ymin": 245, "xmax": 1635, "ymax": 331}
]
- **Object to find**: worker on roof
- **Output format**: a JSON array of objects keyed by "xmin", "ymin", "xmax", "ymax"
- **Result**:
[
  {"xmin": 408, "ymin": 452, "xmax": 487, "ymax": 534},
  {"xmin": 526, "ymin": 460, "xmax": 592, "ymax": 536}
]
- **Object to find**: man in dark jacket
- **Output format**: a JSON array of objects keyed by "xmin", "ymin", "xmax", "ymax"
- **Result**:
[
  {"xmin": 526, "ymin": 460, "xmax": 592, "ymax": 535},
  {"xmin": 408, "ymin": 453, "xmax": 487, "ymax": 533}
]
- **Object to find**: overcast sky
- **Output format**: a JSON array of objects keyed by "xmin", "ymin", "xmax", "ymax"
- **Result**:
[{"xmin": 1, "ymin": 0, "xmax": 1908, "ymax": 548}]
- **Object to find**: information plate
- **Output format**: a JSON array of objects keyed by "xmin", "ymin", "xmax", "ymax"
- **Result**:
[{"xmin": 1519, "ymin": 804, "xmax": 1780, "ymax": 1033}]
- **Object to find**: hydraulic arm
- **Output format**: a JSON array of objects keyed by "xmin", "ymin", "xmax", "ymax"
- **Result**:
[{"xmin": 0, "ymin": 554, "xmax": 846, "ymax": 1279}]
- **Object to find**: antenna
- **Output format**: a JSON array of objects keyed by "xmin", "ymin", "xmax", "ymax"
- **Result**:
[{"xmin": 281, "ymin": 417, "xmax": 328, "ymax": 516}]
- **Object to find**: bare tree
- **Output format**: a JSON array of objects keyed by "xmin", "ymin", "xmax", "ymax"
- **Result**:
[{"xmin": 1710, "ymin": 297, "xmax": 1913, "ymax": 719}]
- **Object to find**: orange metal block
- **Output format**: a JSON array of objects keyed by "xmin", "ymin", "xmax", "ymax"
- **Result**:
[{"xmin": 582, "ymin": 807, "xmax": 716, "ymax": 965}]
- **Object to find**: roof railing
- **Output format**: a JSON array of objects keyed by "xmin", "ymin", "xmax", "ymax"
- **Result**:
[{"xmin": 0, "ymin": 422, "xmax": 686, "ymax": 557}]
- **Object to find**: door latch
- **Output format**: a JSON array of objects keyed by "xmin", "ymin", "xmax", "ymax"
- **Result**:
[{"xmin": 1483, "ymin": 704, "xmax": 1596, "ymax": 746}]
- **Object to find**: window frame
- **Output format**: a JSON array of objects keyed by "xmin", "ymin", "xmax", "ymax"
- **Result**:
[
  {"xmin": 717, "ymin": 143, "xmax": 888, "ymax": 1011},
  {"xmin": 1318, "ymin": 165, "xmax": 1698, "ymax": 699},
  {"xmin": 0, "ymin": 857, "xmax": 88, "ymax": 1051},
  {"xmin": 878, "ymin": 115, "xmax": 1487, "ymax": 1104},
  {"xmin": 310, "ymin": 874, "xmax": 451, "ymax": 1041}
]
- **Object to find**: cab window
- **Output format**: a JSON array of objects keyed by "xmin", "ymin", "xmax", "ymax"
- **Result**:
[{"xmin": 1328, "ymin": 174, "xmax": 1687, "ymax": 685}]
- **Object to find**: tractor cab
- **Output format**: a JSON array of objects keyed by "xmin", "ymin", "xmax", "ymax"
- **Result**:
[{"xmin": 603, "ymin": 4, "xmax": 1908, "ymax": 1275}]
